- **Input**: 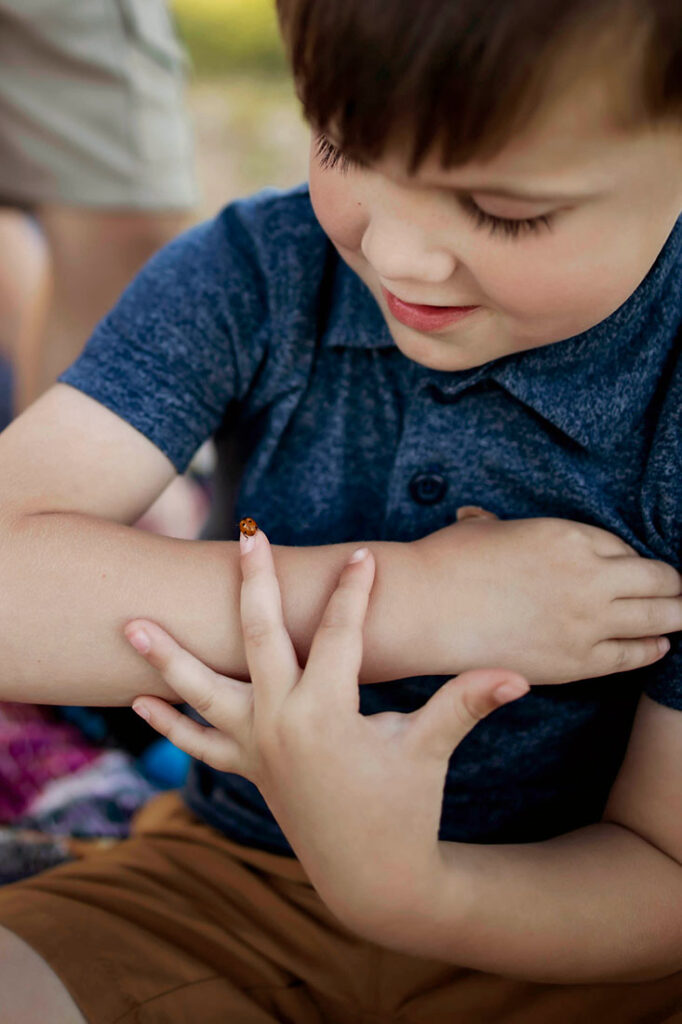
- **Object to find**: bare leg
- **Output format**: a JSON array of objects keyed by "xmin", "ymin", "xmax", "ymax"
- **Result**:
[
  {"xmin": 30, "ymin": 205, "xmax": 192, "ymax": 402},
  {"xmin": 0, "ymin": 923, "xmax": 87, "ymax": 1024},
  {"xmin": 0, "ymin": 209, "xmax": 50, "ymax": 415}
]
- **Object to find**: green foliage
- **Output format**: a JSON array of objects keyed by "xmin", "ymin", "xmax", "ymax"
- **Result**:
[{"xmin": 171, "ymin": 0, "xmax": 287, "ymax": 77}]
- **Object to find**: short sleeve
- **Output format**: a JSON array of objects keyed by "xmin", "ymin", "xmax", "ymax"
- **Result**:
[
  {"xmin": 59, "ymin": 200, "xmax": 272, "ymax": 473},
  {"xmin": 639, "ymin": 348, "xmax": 682, "ymax": 713}
]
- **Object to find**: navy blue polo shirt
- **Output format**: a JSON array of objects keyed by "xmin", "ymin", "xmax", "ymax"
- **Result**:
[{"xmin": 61, "ymin": 185, "xmax": 682, "ymax": 855}]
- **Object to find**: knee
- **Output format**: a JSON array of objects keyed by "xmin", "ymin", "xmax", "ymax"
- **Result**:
[
  {"xmin": 99, "ymin": 209, "xmax": 194, "ymax": 263},
  {"xmin": 0, "ymin": 924, "xmax": 87, "ymax": 1024},
  {"xmin": 38, "ymin": 205, "xmax": 194, "ymax": 307}
]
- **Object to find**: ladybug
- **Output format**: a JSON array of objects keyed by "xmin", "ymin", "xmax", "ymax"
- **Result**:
[{"xmin": 239, "ymin": 517, "xmax": 258, "ymax": 538}]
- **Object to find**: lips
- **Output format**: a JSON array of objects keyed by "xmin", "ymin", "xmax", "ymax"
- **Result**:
[{"xmin": 383, "ymin": 288, "xmax": 480, "ymax": 332}]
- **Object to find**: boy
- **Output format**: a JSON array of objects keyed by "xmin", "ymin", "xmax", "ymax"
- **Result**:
[{"xmin": 0, "ymin": 0, "xmax": 681, "ymax": 1020}]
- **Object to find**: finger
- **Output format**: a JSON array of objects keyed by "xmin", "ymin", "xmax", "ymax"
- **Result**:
[
  {"xmin": 589, "ymin": 530, "xmax": 636, "ymax": 557},
  {"xmin": 124, "ymin": 620, "xmax": 252, "ymax": 736},
  {"xmin": 407, "ymin": 669, "xmax": 529, "ymax": 760},
  {"xmin": 456, "ymin": 506, "xmax": 499, "ymax": 522},
  {"xmin": 592, "ymin": 636, "xmax": 670, "ymax": 677},
  {"xmin": 240, "ymin": 529, "xmax": 300, "ymax": 704},
  {"xmin": 610, "ymin": 597, "xmax": 682, "ymax": 639},
  {"xmin": 132, "ymin": 696, "xmax": 243, "ymax": 774},
  {"xmin": 606, "ymin": 555, "xmax": 682, "ymax": 597},
  {"xmin": 301, "ymin": 547, "xmax": 375, "ymax": 703}
]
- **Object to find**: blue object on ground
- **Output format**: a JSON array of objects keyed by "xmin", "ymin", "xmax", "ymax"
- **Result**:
[{"xmin": 138, "ymin": 739, "xmax": 191, "ymax": 788}]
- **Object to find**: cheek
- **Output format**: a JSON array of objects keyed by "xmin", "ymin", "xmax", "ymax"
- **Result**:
[
  {"xmin": 473, "ymin": 225, "xmax": 642, "ymax": 336},
  {"xmin": 309, "ymin": 165, "xmax": 368, "ymax": 252}
]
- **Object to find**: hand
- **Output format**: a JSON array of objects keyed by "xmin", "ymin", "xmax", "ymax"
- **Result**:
[
  {"xmin": 416, "ymin": 514, "xmax": 682, "ymax": 685},
  {"xmin": 124, "ymin": 529, "xmax": 529, "ymax": 934}
]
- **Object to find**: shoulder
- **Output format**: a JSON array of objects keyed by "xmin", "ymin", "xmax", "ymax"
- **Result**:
[
  {"xmin": 634, "ymin": 312, "xmax": 682, "ymax": 562},
  {"xmin": 213, "ymin": 184, "xmax": 330, "ymax": 310},
  {"xmin": 96, "ymin": 183, "xmax": 330, "ymax": 356},
  {"xmin": 215, "ymin": 183, "xmax": 327, "ymax": 274}
]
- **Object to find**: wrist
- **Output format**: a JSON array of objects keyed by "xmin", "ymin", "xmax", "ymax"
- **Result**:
[
  {"xmin": 361, "ymin": 538, "xmax": 451, "ymax": 681},
  {"xmin": 408, "ymin": 531, "xmax": 471, "ymax": 675}
]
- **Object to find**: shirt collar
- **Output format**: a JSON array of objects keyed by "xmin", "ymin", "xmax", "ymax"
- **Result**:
[
  {"xmin": 321, "ymin": 255, "xmax": 395, "ymax": 348},
  {"xmin": 323, "ymin": 217, "xmax": 682, "ymax": 452},
  {"xmin": 492, "ymin": 216, "xmax": 682, "ymax": 452}
]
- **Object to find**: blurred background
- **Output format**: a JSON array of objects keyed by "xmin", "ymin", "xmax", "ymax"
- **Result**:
[{"xmin": 171, "ymin": 0, "xmax": 309, "ymax": 217}]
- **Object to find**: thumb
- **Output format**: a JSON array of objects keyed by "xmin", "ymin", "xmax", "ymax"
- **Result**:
[{"xmin": 407, "ymin": 669, "xmax": 529, "ymax": 760}]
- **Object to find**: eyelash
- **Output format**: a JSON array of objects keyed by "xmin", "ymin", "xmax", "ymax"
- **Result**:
[{"xmin": 313, "ymin": 133, "xmax": 553, "ymax": 241}]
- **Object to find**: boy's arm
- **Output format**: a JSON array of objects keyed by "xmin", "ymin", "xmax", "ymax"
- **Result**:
[
  {"xmin": 0, "ymin": 385, "xmax": 428, "ymax": 703},
  {"xmin": 366, "ymin": 695, "xmax": 682, "ymax": 984},
  {"xmin": 0, "ymin": 384, "xmax": 678, "ymax": 704}
]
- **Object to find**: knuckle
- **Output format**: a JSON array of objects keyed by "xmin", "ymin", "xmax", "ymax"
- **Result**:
[
  {"xmin": 204, "ymin": 749, "xmax": 232, "ymax": 773},
  {"xmin": 165, "ymin": 719, "xmax": 188, "ymax": 751},
  {"xmin": 642, "ymin": 639, "xmax": 663, "ymax": 665},
  {"xmin": 241, "ymin": 559, "xmax": 268, "ymax": 583},
  {"xmin": 147, "ymin": 645, "xmax": 173, "ymax": 674},
  {"xmin": 640, "ymin": 601, "xmax": 660, "ymax": 633},
  {"xmin": 451, "ymin": 689, "xmax": 483, "ymax": 728},
  {"xmin": 242, "ymin": 617, "xmax": 275, "ymax": 647},
  {"xmin": 612, "ymin": 644, "xmax": 632, "ymax": 673},
  {"xmin": 192, "ymin": 682, "xmax": 217, "ymax": 719},
  {"xmin": 649, "ymin": 561, "xmax": 677, "ymax": 593},
  {"xmin": 321, "ymin": 591, "xmax": 358, "ymax": 630},
  {"xmin": 318, "ymin": 610, "xmax": 346, "ymax": 634}
]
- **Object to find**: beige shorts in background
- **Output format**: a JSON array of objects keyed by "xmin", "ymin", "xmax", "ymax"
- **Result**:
[
  {"xmin": 0, "ymin": 0, "xmax": 196, "ymax": 209},
  {"xmin": 0, "ymin": 791, "xmax": 680, "ymax": 1023}
]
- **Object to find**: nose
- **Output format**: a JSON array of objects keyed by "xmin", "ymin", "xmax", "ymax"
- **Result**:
[{"xmin": 360, "ymin": 216, "xmax": 457, "ymax": 284}]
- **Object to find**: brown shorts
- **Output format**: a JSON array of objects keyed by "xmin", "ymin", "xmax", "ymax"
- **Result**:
[{"xmin": 0, "ymin": 791, "xmax": 680, "ymax": 1024}]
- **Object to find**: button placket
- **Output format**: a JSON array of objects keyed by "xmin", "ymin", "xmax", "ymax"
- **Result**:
[{"xmin": 382, "ymin": 384, "xmax": 458, "ymax": 538}]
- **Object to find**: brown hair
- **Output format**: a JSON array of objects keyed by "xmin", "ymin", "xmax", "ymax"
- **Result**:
[{"xmin": 276, "ymin": 0, "xmax": 682, "ymax": 168}]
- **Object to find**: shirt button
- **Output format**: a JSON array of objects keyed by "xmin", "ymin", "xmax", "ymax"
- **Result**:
[{"xmin": 409, "ymin": 471, "xmax": 448, "ymax": 506}]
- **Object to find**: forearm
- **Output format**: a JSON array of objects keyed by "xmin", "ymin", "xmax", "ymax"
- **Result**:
[
  {"xmin": 0, "ymin": 511, "xmax": 429, "ymax": 703},
  {"xmin": 372, "ymin": 824, "xmax": 682, "ymax": 984}
]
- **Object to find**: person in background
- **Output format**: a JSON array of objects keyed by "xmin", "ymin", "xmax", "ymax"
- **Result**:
[{"xmin": 0, "ymin": 0, "xmax": 205, "ymax": 532}]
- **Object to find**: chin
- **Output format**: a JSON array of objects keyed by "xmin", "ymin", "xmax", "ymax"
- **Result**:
[{"xmin": 392, "ymin": 330, "xmax": 490, "ymax": 372}]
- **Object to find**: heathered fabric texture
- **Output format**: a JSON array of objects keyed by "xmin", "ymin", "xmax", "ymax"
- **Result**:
[{"xmin": 61, "ymin": 185, "xmax": 682, "ymax": 855}]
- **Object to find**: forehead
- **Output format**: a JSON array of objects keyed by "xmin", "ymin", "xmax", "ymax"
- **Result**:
[{"xmin": 374, "ymin": 72, "xmax": 677, "ymax": 198}]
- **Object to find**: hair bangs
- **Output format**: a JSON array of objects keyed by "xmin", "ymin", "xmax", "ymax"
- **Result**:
[{"xmin": 277, "ymin": 0, "xmax": 682, "ymax": 170}]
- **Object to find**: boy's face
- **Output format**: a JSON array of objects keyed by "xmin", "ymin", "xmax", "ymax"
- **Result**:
[{"xmin": 308, "ymin": 73, "xmax": 682, "ymax": 371}]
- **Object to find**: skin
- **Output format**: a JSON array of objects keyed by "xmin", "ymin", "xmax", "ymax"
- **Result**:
[
  {"xmin": 309, "ymin": 72, "xmax": 682, "ymax": 371},
  {"xmin": 127, "ymin": 531, "xmax": 682, "ymax": 983}
]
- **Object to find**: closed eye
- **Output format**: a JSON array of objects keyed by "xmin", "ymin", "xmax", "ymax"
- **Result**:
[
  {"xmin": 459, "ymin": 195, "xmax": 553, "ymax": 240},
  {"xmin": 314, "ymin": 132, "xmax": 555, "ymax": 241},
  {"xmin": 314, "ymin": 133, "xmax": 365, "ymax": 174}
]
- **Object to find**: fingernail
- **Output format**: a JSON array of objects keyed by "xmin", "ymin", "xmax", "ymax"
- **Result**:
[
  {"xmin": 132, "ymin": 701, "xmax": 151, "ymax": 722},
  {"xmin": 349, "ymin": 547, "xmax": 369, "ymax": 564},
  {"xmin": 240, "ymin": 531, "xmax": 256, "ymax": 555},
  {"xmin": 493, "ymin": 678, "xmax": 529, "ymax": 704},
  {"xmin": 126, "ymin": 628, "xmax": 150, "ymax": 655},
  {"xmin": 658, "ymin": 637, "xmax": 671, "ymax": 654}
]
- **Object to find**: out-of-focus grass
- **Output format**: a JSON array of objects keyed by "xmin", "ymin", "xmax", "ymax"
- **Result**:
[
  {"xmin": 170, "ymin": 0, "xmax": 308, "ymax": 215},
  {"xmin": 171, "ymin": 0, "xmax": 286, "ymax": 76}
]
